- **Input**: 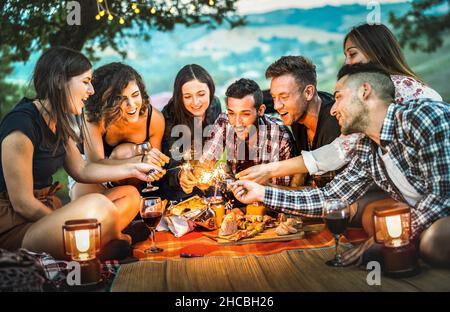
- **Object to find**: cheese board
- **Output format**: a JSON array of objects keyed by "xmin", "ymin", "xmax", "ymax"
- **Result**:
[{"xmin": 203, "ymin": 224, "xmax": 324, "ymax": 245}]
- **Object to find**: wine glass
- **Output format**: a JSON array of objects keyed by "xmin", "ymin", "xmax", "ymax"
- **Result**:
[
  {"xmin": 137, "ymin": 142, "xmax": 159, "ymax": 192},
  {"xmin": 323, "ymin": 199, "xmax": 350, "ymax": 267},
  {"xmin": 140, "ymin": 196, "xmax": 165, "ymax": 253}
]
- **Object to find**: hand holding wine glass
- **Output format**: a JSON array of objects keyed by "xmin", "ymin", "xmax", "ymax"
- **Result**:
[
  {"xmin": 137, "ymin": 142, "xmax": 167, "ymax": 192},
  {"xmin": 138, "ymin": 142, "xmax": 170, "ymax": 167},
  {"xmin": 323, "ymin": 199, "xmax": 350, "ymax": 267},
  {"xmin": 140, "ymin": 196, "xmax": 165, "ymax": 253}
]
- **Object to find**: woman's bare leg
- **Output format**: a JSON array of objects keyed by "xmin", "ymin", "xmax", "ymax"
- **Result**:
[
  {"xmin": 361, "ymin": 198, "xmax": 398, "ymax": 237},
  {"xmin": 69, "ymin": 143, "xmax": 138, "ymax": 200},
  {"xmin": 22, "ymin": 186, "xmax": 140, "ymax": 260},
  {"xmin": 109, "ymin": 143, "xmax": 136, "ymax": 159},
  {"xmin": 103, "ymin": 185, "xmax": 141, "ymax": 230},
  {"xmin": 69, "ymin": 182, "xmax": 106, "ymax": 200},
  {"xmin": 419, "ymin": 216, "xmax": 450, "ymax": 268}
]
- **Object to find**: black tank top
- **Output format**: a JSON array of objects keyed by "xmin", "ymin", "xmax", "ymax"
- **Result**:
[
  {"xmin": 102, "ymin": 105, "xmax": 153, "ymax": 157},
  {"xmin": 0, "ymin": 98, "xmax": 66, "ymax": 192}
]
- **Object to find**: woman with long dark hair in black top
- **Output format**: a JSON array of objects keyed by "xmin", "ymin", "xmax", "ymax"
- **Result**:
[
  {"xmin": 159, "ymin": 64, "xmax": 221, "ymax": 201},
  {"xmin": 0, "ymin": 47, "xmax": 164, "ymax": 258}
]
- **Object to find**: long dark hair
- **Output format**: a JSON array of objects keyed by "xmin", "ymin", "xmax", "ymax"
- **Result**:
[
  {"xmin": 33, "ymin": 46, "xmax": 92, "ymax": 149},
  {"xmin": 344, "ymin": 23, "xmax": 421, "ymax": 81},
  {"xmin": 165, "ymin": 64, "xmax": 216, "ymax": 129},
  {"xmin": 84, "ymin": 62, "xmax": 150, "ymax": 126}
]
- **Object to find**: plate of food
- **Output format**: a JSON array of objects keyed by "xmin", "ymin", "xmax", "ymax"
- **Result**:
[
  {"xmin": 204, "ymin": 212, "xmax": 306, "ymax": 245},
  {"xmin": 169, "ymin": 195, "xmax": 208, "ymax": 217}
]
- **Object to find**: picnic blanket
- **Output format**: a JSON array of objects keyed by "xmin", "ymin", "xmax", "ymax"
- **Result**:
[
  {"xmin": 112, "ymin": 248, "xmax": 450, "ymax": 292},
  {"xmin": 133, "ymin": 226, "xmax": 368, "ymax": 260}
]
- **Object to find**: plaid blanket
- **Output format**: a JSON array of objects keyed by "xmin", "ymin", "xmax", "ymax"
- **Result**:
[{"xmin": 21, "ymin": 249, "xmax": 122, "ymax": 290}]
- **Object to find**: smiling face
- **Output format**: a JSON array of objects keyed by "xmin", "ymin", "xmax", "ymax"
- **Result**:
[
  {"xmin": 227, "ymin": 95, "xmax": 264, "ymax": 140},
  {"xmin": 118, "ymin": 80, "xmax": 143, "ymax": 123},
  {"xmin": 66, "ymin": 69, "xmax": 94, "ymax": 115},
  {"xmin": 344, "ymin": 38, "xmax": 370, "ymax": 65},
  {"xmin": 181, "ymin": 79, "xmax": 210, "ymax": 118},
  {"xmin": 270, "ymin": 74, "xmax": 306, "ymax": 126},
  {"xmin": 331, "ymin": 76, "xmax": 368, "ymax": 135}
]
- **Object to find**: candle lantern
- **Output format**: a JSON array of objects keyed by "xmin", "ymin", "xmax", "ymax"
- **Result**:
[
  {"xmin": 373, "ymin": 206, "xmax": 419, "ymax": 277},
  {"xmin": 62, "ymin": 219, "xmax": 102, "ymax": 286}
]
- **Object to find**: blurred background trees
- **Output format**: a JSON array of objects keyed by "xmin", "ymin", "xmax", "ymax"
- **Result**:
[{"xmin": 0, "ymin": 0, "xmax": 243, "ymax": 117}]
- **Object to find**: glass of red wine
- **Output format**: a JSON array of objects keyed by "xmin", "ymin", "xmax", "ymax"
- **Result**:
[
  {"xmin": 323, "ymin": 199, "xmax": 350, "ymax": 267},
  {"xmin": 140, "ymin": 196, "xmax": 165, "ymax": 253},
  {"xmin": 137, "ymin": 142, "xmax": 159, "ymax": 192}
]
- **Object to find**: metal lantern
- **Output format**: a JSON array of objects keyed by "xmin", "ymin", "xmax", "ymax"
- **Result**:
[
  {"xmin": 373, "ymin": 206, "xmax": 419, "ymax": 278},
  {"xmin": 62, "ymin": 219, "xmax": 102, "ymax": 286}
]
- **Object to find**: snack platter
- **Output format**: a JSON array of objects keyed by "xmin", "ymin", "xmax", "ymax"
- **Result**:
[
  {"xmin": 167, "ymin": 196, "xmax": 322, "ymax": 245},
  {"xmin": 204, "ymin": 227, "xmax": 305, "ymax": 245}
]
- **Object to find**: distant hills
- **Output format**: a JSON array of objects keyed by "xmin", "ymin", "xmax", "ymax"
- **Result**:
[{"xmin": 10, "ymin": 2, "xmax": 449, "ymax": 102}]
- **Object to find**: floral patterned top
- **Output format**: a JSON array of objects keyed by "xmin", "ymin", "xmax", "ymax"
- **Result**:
[
  {"xmin": 303, "ymin": 75, "xmax": 443, "ymax": 175},
  {"xmin": 391, "ymin": 75, "xmax": 442, "ymax": 103}
]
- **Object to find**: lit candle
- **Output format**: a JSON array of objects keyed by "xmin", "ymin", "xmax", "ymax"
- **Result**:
[
  {"xmin": 75, "ymin": 229, "xmax": 90, "ymax": 253},
  {"xmin": 385, "ymin": 215, "xmax": 402, "ymax": 239}
]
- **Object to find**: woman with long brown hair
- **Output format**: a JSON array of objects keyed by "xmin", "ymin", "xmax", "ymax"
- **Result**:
[
  {"xmin": 343, "ymin": 23, "xmax": 441, "ymax": 102},
  {"xmin": 159, "ymin": 64, "xmax": 222, "ymax": 201},
  {"xmin": 0, "ymin": 47, "xmax": 164, "ymax": 258}
]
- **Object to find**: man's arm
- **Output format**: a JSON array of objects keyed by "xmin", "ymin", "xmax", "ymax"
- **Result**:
[
  {"xmin": 232, "ymin": 152, "xmax": 374, "ymax": 218},
  {"xmin": 302, "ymin": 133, "xmax": 363, "ymax": 175}
]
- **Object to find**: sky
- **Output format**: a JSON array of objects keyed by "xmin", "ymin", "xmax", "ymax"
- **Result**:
[{"xmin": 237, "ymin": 0, "xmax": 409, "ymax": 14}]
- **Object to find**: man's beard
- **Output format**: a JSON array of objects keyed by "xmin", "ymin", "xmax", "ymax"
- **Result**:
[{"xmin": 341, "ymin": 97, "xmax": 368, "ymax": 135}]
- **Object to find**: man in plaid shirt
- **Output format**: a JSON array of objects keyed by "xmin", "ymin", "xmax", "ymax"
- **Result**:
[
  {"xmin": 179, "ymin": 78, "xmax": 297, "ymax": 194},
  {"xmin": 230, "ymin": 64, "xmax": 450, "ymax": 267}
]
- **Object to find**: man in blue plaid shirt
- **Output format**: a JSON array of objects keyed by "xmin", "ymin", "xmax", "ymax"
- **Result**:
[{"xmin": 230, "ymin": 63, "xmax": 450, "ymax": 267}]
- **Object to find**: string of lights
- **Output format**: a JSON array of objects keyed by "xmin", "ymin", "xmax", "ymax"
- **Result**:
[{"xmin": 94, "ymin": 0, "xmax": 218, "ymax": 26}]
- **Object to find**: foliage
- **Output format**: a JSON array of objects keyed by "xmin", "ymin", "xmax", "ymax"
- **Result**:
[
  {"xmin": 0, "ymin": 0, "xmax": 244, "ymax": 61},
  {"xmin": 390, "ymin": 0, "xmax": 450, "ymax": 52},
  {"xmin": 0, "ymin": 47, "xmax": 30, "ymax": 119}
]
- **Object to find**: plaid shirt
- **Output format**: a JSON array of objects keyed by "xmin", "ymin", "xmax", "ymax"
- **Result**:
[
  {"xmin": 264, "ymin": 99, "xmax": 450, "ymax": 239},
  {"xmin": 201, "ymin": 113, "xmax": 296, "ymax": 186}
]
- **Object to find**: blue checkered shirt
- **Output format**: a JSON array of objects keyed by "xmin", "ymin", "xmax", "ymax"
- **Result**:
[{"xmin": 264, "ymin": 99, "xmax": 450, "ymax": 239}]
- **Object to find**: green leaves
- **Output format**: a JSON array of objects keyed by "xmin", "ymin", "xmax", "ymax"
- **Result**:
[{"xmin": 389, "ymin": 0, "xmax": 450, "ymax": 53}]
